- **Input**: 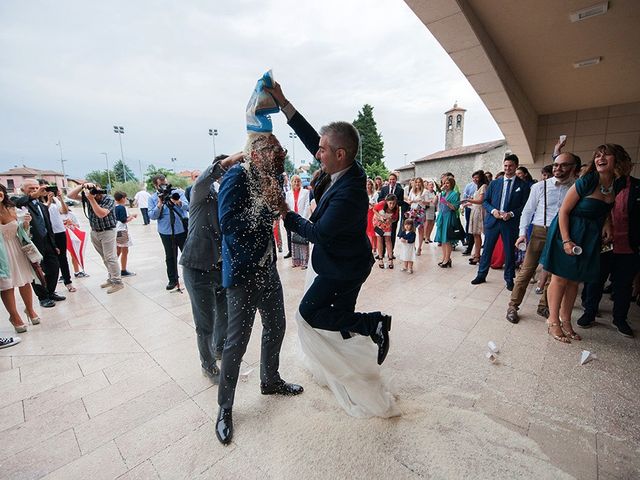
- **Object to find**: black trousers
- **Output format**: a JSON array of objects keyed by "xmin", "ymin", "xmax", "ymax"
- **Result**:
[
  {"xmin": 582, "ymin": 252, "xmax": 639, "ymax": 322},
  {"xmin": 159, "ymin": 232, "xmax": 187, "ymax": 283},
  {"xmin": 140, "ymin": 208, "xmax": 150, "ymax": 225},
  {"xmin": 299, "ymin": 272, "xmax": 382, "ymax": 337},
  {"xmin": 32, "ymin": 244, "xmax": 60, "ymax": 300},
  {"xmin": 54, "ymin": 232, "xmax": 72, "ymax": 285},
  {"xmin": 464, "ymin": 208, "xmax": 474, "ymax": 251},
  {"xmin": 285, "ymin": 226, "xmax": 292, "ymax": 254}
]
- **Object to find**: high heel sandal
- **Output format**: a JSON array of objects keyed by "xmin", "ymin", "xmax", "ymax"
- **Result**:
[
  {"xmin": 547, "ymin": 322, "xmax": 570, "ymax": 343},
  {"xmin": 388, "ymin": 261, "xmax": 394, "ymax": 269},
  {"xmin": 560, "ymin": 320, "xmax": 581, "ymax": 341},
  {"xmin": 9, "ymin": 317, "xmax": 27, "ymax": 334},
  {"xmin": 24, "ymin": 308, "xmax": 41, "ymax": 325},
  {"xmin": 378, "ymin": 259, "xmax": 385, "ymax": 269},
  {"xmin": 439, "ymin": 260, "xmax": 452, "ymax": 268},
  {"xmin": 468, "ymin": 256, "xmax": 480, "ymax": 265}
]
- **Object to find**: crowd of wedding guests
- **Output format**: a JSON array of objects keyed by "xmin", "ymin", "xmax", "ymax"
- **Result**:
[
  {"xmin": 1, "ymin": 140, "xmax": 638, "ymax": 350},
  {"xmin": 365, "ymin": 140, "xmax": 639, "ymax": 342}
]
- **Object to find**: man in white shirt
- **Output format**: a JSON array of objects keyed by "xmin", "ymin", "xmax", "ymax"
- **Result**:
[
  {"xmin": 505, "ymin": 152, "xmax": 581, "ymax": 323},
  {"xmin": 134, "ymin": 187, "xmax": 151, "ymax": 225}
]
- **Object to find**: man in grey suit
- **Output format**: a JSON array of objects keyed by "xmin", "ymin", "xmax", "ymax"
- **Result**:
[{"xmin": 180, "ymin": 153, "xmax": 243, "ymax": 381}]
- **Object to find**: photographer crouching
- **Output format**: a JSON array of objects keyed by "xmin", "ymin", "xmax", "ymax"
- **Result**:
[
  {"xmin": 67, "ymin": 183, "xmax": 123, "ymax": 294},
  {"xmin": 148, "ymin": 175, "xmax": 189, "ymax": 290}
]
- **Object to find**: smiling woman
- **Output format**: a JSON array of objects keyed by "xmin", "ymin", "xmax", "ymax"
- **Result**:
[{"xmin": 541, "ymin": 143, "xmax": 632, "ymax": 343}]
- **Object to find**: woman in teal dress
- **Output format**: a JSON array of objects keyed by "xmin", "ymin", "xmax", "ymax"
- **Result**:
[
  {"xmin": 434, "ymin": 176, "xmax": 460, "ymax": 268},
  {"xmin": 541, "ymin": 144, "xmax": 632, "ymax": 343}
]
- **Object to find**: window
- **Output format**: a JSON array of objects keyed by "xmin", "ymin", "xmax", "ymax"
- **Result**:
[
  {"xmin": 6, "ymin": 179, "xmax": 14, "ymax": 192},
  {"xmin": 447, "ymin": 115, "xmax": 453, "ymax": 130},
  {"xmin": 456, "ymin": 114, "xmax": 462, "ymax": 128}
]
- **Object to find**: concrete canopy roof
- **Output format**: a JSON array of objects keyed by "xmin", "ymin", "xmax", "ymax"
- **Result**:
[{"xmin": 405, "ymin": 0, "xmax": 640, "ymax": 163}]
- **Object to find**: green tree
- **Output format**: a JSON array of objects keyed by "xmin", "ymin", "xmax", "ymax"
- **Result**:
[
  {"xmin": 145, "ymin": 164, "xmax": 174, "ymax": 191},
  {"xmin": 111, "ymin": 181, "xmax": 141, "ymax": 206},
  {"xmin": 352, "ymin": 104, "xmax": 385, "ymax": 168},
  {"xmin": 113, "ymin": 160, "xmax": 138, "ymax": 183},
  {"xmin": 364, "ymin": 161, "xmax": 389, "ymax": 180},
  {"xmin": 85, "ymin": 169, "xmax": 116, "ymax": 188}
]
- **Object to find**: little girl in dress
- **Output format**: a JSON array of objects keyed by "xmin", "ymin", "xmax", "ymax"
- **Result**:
[{"xmin": 396, "ymin": 219, "xmax": 417, "ymax": 274}]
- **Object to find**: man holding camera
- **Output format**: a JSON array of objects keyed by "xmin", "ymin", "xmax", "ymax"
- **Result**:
[
  {"xmin": 148, "ymin": 175, "xmax": 189, "ymax": 290},
  {"xmin": 68, "ymin": 183, "xmax": 123, "ymax": 294}
]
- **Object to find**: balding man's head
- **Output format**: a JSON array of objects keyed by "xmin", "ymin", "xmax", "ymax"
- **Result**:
[
  {"xmin": 553, "ymin": 152, "xmax": 581, "ymax": 180},
  {"xmin": 21, "ymin": 179, "xmax": 40, "ymax": 198}
]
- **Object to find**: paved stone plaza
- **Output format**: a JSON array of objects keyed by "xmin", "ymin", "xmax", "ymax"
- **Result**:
[{"xmin": 0, "ymin": 211, "xmax": 638, "ymax": 480}]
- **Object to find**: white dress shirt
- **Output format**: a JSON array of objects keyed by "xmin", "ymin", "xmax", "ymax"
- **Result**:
[{"xmin": 518, "ymin": 177, "xmax": 574, "ymax": 236}]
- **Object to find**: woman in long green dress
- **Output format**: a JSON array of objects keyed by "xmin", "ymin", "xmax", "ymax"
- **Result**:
[
  {"xmin": 434, "ymin": 176, "xmax": 460, "ymax": 268},
  {"xmin": 541, "ymin": 144, "xmax": 633, "ymax": 343}
]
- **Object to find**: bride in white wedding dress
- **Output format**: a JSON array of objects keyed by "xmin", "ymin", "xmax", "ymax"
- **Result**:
[{"xmin": 296, "ymin": 248, "xmax": 400, "ymax": 418}]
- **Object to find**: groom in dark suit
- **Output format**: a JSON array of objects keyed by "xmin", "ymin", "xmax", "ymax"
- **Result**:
[
  {"xmin": 471, "ymin": 154, "xmax": 531, "ymax": 290},
  {"xmin": 268, "ymin": 82, "xmax": 392, "ymax": 366},
  {"xmin": 214, "ymin": 135, "xmax": 303, "ymax": 446}
]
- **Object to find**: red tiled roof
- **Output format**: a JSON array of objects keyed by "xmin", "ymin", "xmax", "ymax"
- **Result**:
[{"xmin": 0, "ymin": 166, "xmax": 64, "ymax": 176}]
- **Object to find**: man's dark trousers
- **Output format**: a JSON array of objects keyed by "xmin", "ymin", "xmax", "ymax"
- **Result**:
[
  {"xmin": 183, "ymin": 266, "xmax": 228, "ymax": 371},
  {"xmin": 159, "ymin": 232, "xmax": 187, "ymax": 284},
  {"xmin": 477, "ymin": 221, "xmax": 518, "ymax": 283},
  {"xmin": 582, "ymin": 252, "xmax": 639, "ymax": 323},
  {"xmin": 32, "ymin": 245, "xmax": 60, "ymax": 300},
  {"xmin": 218, "ymin": 263, "xmax": 285, "ymax": 409},
  {"xmin": 140, "ymin": 208, "xmax": 150, "ymax": 225},
  {"xmin": 464, "ymin": 207, "xmax": 474, "ymax": 252}
]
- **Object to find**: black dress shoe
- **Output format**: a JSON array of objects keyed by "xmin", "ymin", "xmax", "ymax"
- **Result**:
[
  {"xmin": 470, "ymin": 277, "xmax": 486, "ymax": 285},
  {"xmin": 371, "ymin": 315, "xmax": 392, "ymax": 365},
  {"xmin": 39, "ymin": 299, "xmax": 55, "ymax": 308},
  {"xmin": 260, "ymin": 379, "xmax": 304, "ymax": 396},
  {"xmin": 506, "ymin": 282, "xmax": 514, "ymax": 291},
  {"xmin": 577, "ymin": 313, "xmax": 596, "ymax": 328},
  {"xmin": 215, "ymin": 407, "xmax": 233, "ymax": 445},
  {"xmin": 166, "ymin": 282, "xmax": 178, "ymax": 290},
  {"xmin": 49, "ymin": 293, "xmax": 66, "ymax": 301},
  {"xmin": 283, "ymin": 253, "xmax": 292, "ymax": 259}
]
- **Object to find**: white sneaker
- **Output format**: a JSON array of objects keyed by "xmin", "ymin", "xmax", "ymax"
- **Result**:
[
  {"xmin": 106, "ymin": 283, "xmax": 124, "ymax": 294},
  {"xmin": 0, "ymin": 336, "xmax": 21, "ymax": 349}
]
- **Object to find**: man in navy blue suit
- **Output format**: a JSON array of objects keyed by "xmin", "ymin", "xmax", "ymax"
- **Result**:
[
  {"xmin": 267, "ymin": 82, "xmax": 392, "ymax": 367},
  {"xmin": 471, "ymin": 154, "xmax": 531, "ymax": 290},
  {"xmin": 215, "ymin": 134, "xmax": 303, "ymax": 446}
]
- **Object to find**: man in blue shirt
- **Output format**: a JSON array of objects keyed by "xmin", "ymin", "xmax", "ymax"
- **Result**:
[{"xmin": 148, "ymin": 175, "xmax": 189, "ymax": 290}]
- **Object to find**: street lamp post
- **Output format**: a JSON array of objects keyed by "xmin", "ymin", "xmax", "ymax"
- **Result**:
[
  {"xmin": 289, "ymin": 132, "xmax": 297, "ymax": 166},
  {"xmin": 113, "ymin": 125, "xmax": 128, "ymax": 182},
  {"xmin": 100, "ymin": 152, "xmax": 112, "ymax": 192},
  {"xmin": 56, "ymin": 140, "xmax": 67, "ymax": 189},
  {"xmin": 208, "ymin": 129, "xmax": 218, "ymax": 158},
  {"xmin": 404, "ymin": 153, "xmax": 408, "ymax": 163}
]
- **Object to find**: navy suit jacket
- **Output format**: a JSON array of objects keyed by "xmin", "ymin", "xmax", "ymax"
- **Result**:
[
  {"xmin": 283, "ymin": 112, "xmax": 373, "ymax": 281},
  {"xmin": 218, "ymin": 164, "xmax": 277, "ymax": 288},
  {"xmin": 482, "ymin": 176, "xmax": 530, "ymax": 230}
]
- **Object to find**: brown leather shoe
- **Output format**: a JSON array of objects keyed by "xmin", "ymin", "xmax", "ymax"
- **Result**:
[{"xmin": 506, "ymin": 307, "xmax": 519, "ymax": 324}]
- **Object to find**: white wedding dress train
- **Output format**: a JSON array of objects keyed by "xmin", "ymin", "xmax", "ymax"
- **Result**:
[{"xmin": 296, "ymin": 253, "xmax": 400, "ymax": 418}]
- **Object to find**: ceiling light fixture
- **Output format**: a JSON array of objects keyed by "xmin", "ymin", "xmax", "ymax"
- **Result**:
[
  {"xmin": 573, "ymin": 57, "xmax": 602, "ymax": 68},
  {"xmin": 570, "ymin": 2, "xmax": 609, "ymax": 23}
]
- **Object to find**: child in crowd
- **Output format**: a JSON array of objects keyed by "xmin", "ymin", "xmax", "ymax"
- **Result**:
[
  {"xmin": 373, "ymin": 194, "xmax": 399, "ymax": 269},
  {"xmin": 114, "ymin": 192, "xmax": 137, "ymax": 277},
  {"xmin": 61, "ymin": 206, "xmax": 89, "ymax": 278},
  {"xmin": 396, "ymin": 218, "xmax": 417, "ymax": 274}
]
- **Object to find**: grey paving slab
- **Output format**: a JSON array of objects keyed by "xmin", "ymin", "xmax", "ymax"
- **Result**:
[{"xmin": 0, "ymin": 216, "xmax": 637, "ymax": 479}]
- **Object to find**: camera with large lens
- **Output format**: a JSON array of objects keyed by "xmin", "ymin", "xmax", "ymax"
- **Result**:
[
  {"xmin": 157, "ymin": 183, "xmax": 180, "ymax": 202},
  {"xmin": 45, "ymin": 185, "xmax": 59, "ymax": 195},
  {"xmin": 89, "ymin": 187, "xmax": 107, "ymax": 195}
]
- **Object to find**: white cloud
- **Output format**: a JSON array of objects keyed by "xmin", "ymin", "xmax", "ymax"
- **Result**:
[{"xmin": 0, "ymin": 0, "xmax": 502, "ymax": 176}]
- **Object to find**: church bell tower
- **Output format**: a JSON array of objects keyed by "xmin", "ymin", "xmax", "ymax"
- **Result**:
[{"xmin": 445, "ymin": 102, "xmax": 466, "ymax": 150}]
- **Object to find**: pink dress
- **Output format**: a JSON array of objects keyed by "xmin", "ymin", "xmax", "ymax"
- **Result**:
[{"xmin": 0, "ymin": 221, "xmax": 35, "ymax": 290}]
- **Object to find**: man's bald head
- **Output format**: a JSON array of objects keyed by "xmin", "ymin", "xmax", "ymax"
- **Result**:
[{"xmin": 21, "ymin": 179, "xmax": 41, "ymax": 198}]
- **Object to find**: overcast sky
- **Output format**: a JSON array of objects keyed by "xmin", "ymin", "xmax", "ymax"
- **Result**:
[{"xmin": 0, "ymin": 0, "xmax": 503, "ymax": 179}]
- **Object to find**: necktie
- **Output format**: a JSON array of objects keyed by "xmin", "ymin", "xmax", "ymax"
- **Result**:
[
  {"xmin": 31, "ymin": 201, "xmax": 47, "ymax": 237},
  {"xmin": 502, "ymin": 179, "xmax": 512, "ymax": 211}
]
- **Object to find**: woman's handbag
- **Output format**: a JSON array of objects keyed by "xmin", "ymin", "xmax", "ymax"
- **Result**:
[
  {"xmin": 291, "ymin": 231, "xmax": 308, "ymax": 245},
  {"xmin": 447, "ymin": 214, "xmax": 466, "ymax": 241}
]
